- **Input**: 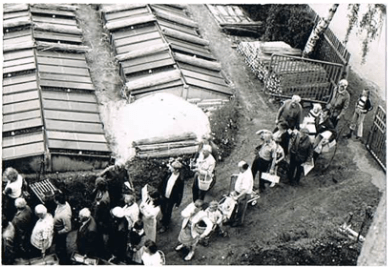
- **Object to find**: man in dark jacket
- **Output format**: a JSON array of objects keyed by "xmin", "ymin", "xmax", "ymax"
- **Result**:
[
  {"xmin": 276, "ymin": 95, "xmax": 303, "ymax": 130},
  {"xmin": 76, "ymin": 208, "xmax": 103, "ymax": 258},
  {"xmin": 158, "ymin": 160, "xmax": 185, "ymax": 233},
  {"xmin": 11, "ymin": 197, "xmax": 33, "ymax": 254},
  {"xmin": 288, "ymin": 128, "xmax": 313, "ymax": 186}
]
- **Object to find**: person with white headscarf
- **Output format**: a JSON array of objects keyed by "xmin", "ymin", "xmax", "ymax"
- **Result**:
[
  {"xmin": 77, "ymin": 208, "xmax": 103, "ymax": 258},
  {"xmin": 107, "ymin": 207, "xmax": 129, "ymax": 263},
  {"xmin": 30, "ymin": 204, "xmax": 54, "ymax": 257},
  {"xmin": 191, "ymin": 144, "xmax": 216, "ymax": 201},
  {"xmin": 275, "ymin": 95, "xmax": 303, "ymax": 130}
]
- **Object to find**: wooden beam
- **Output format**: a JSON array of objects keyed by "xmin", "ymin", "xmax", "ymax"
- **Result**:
[
  {"xmin": 124, "ymin": 69, "xmax": 181, "ymax": 93},
  {"xmin": 136, "ymin": 145, "xmax": 198, "ymax": 159},
  {"xmin": 133, "ymin": 132, "xmax": 197, "ymax": 146},
  {"xmin": 174, "ymin": 52, "xmax": 222, "ymax": 71},
  {"xmin": 153, "ymin": 8, "xmax": 198, "ymax": 28},
  {"xmin": 3, "ymin": 17, "xmax": 31, "ymax": 28},
  {"xmin": 161, "ymin": 27, "xmax": 209, "ymax": 46},
  {"xmin": 3, "ymin": 4, "xmax": 29, "ymax": 13},
  {"xmin": 116, "ymin": 43, "xmax": 170, "ymax": 61},
  {"xmin": 33, "ymin": 22, "xmax": 82, "ymax": 35},
  {"xmin": 105, "ymin": 14, "xmax": 156, "ymax": 31},
  {"xmin": 101, "ymin": 4, "xmax": 147, "ymax": 14},
  {"xmin": 31, "ymin": 3, "xmax": 78, "ymax": 11},
  {"xmin": 36, "ymin": 41, "xmax": 89, "ymax": 53}
]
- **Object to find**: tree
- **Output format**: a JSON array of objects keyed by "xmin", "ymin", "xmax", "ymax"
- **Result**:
[
  {"xmin": 303, "ymin": 4, "xmax": 386, "ymax": 63},
  {"xmin": 302, "ymin": 4, "xmax": 339, "ymax": 58}
]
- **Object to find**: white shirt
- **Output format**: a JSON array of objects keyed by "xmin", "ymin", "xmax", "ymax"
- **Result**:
[
  {"xmin": 165, "ymin": 173, "xmax": 179, "ymax": 199},
  {"xmin": 196, "ymin": 153, "xmax": 216, "ymax": 177},
  {"xmin": 235, "ymin": 169, "xmax": 253, "ymax": 195},
  {"xmin": 141, "ymin": 250, "xmax": 164, "ymax": 266},
  {"xmin": 5, "ymin": 174, "xmax": 23, "ymax": 198},
  {"xmin": 123, "ymin": 203, "xmax": 140, "ymax": 229}
]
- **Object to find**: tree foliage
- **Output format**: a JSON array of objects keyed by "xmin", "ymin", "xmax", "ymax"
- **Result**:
[
  {"xmin": 345, "ymin": 4, "xmax": 386, "ymax": 64},
  {"xmin": 261, "ymin": 4, "xmax": 314, "ymax": 49}
]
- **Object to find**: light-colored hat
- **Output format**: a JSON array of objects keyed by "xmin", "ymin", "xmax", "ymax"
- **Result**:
[
  {"xmin": 111, "ymin": 207, "xmax": 124, "ymax": 218},
  {"xmin": 202, "ymin": 144, "xmax": 212, "ymax": 153},
  {"xmin": 262, "ymin": 132, "xmax": 273, "ymax": 142},
  {"xmin": 238, "ymin": 161, "xmax": 247, "ymax": 167},
  {"xmin": 291, "ymin": 95, "xmax": 301, "ymax": 103},
  {"xmin": 79, "ymin": 208, "xmax": 91, "ymax": 218},
  {"xmin": 35, "ymin": 204, "xmax": 47, "ymax": 215},
  {"xmin": 171, "ymin": 161, "xmax": 183, "ymax": 169},
  {"xmin": 15, "ymin": 198, "xmax": 27, "ymax": 208},
  {"xmin": 338, "ymin": 79, "xmax": 348, "ymax": 87}
]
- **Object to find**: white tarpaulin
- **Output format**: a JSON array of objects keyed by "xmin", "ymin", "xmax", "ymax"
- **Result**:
[{"xmin": 100, "ymin": 93, "xmax": 211, "ymax": 162}]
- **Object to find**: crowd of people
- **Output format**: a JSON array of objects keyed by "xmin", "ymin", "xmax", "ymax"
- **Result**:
[{"xmin": 2, "ymin": 79, "xmax": 373, "ymax": 265}]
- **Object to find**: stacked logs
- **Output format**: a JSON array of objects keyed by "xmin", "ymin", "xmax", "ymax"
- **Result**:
[
  {"xmin": 236, "ymin": 41, "xmax": 302, "ymax": 81},
  {"xmin": 134, "ymin": 132, "xmax": 199, "ymax": 159}
]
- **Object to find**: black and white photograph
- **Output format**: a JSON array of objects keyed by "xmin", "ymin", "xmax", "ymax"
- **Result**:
[{"xmin": 1, "ymin": 2, "xmax": 386, "ymax": 265}]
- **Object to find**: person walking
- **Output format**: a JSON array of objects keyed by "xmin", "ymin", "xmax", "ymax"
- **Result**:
[
  {"xmin": 122, "ymin": 194, "xmax": 139, "ymax": 231},
  {"xmin": 175, "ymin": 200, "xmax": 213, "ymax": 261},
  {"xmin": 191, "ymin": 145, "xmax": 216, "ymax": 201},
  {"xmin": 139, "ymin": 191, "xmax": 162, "ymax": 242},
  {"xmin": 328, "ymin": 79, "xmax": 350, "ymax": 127},
  {"xmin": 30, "ymin": 204, "xmax": 54, "ymax": 258},
  {"xmin": 11, "ymin": 197, "xmax": 33, "ymax": 255},
  {"xmin": 343, "ymin": 88, "xmax": 373, "ymax": 141},
  {"xmin": 251, "ymin": 131, "xmax": 277, "ymax": 192},
  {"xmin": 158, "ymin": 160, "xmax": 185, "ymax": 233},
  {"xmin": 275, "ymin": 95, "xmax": 303, "ymax": 130},
  {"xmin": 76, "ymin": 208, "xmax": 103, "ymax": 258},
  {"xmin": 53, "ymin": 192, "xmax": 72, "ymax": 264},
  {"xmin": 288, "ymin": 128, "xmax": 313, "ymax": 186},
  {"xmin": 231, "ymin": 161, "xmax": 254, "ymax": 227}
]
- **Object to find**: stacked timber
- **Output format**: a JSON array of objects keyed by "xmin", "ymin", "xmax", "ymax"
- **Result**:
[
  {"xmin": 134, "ymin": 133, "xmax": 199, "ymax": 158},
  {"xmin": 237, "ymin": 41, "xmax": 302, "ymax": 81},
  {"xmin": 206, "ymin": 4, "xmax": 263, "ymax": 36}
]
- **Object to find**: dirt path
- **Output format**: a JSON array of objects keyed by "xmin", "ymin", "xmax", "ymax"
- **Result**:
[{"xmin": 74, "ymin": 4, "xmax": 384, "ymax": 265}]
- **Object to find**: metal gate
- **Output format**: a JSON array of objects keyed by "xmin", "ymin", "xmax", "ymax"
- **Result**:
[
  {"xmin": 265, "ymin": 54, "xmax": 344, "ymax": 104},
  {"xmin": 366, "ymin": 105, "xmax": 386, "ymax": 172}
]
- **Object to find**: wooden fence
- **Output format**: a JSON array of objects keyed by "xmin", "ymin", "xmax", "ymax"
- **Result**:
[
  {"xmin": 366, "ymin": 105, "xmax": 386, "ymax": 172},
  {"xmin": 265, "ymin": 54, "xmax": 344, "ymax": 103},
  {"xmin": 306, "ymin": 6, "xmax": 351, "ymax": 66}
]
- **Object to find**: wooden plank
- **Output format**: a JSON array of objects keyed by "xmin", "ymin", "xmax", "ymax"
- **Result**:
[
  {"xmin": 153, "ymin": 8, "xmax": 198, "ymax": 28},
  {"xmin": 104, "ymin": 7, "xmax": 149, "ymax": 21},
  {"xmin": 111, "ymin": 24, "xmax": 158, "ymax": 40},
  {"xmin": 46, "ymin": 131, "xmax": 107, "ymax": 143},
  {"xmin": 105, "ymin": 14, "xmax": 156, "ymax": 31},
  {"xmin": 3, "ymin": 132, "xmax": 45, "ymax": 148},
  {"xmin": 41, "ymin": 90, "xmax": 97, "ymax": 103},
  {"xmin": 30, "ymin": 7, "xmax": 76, "ymax": 17},
  {"xmin": 114, "ymin": 31, "xmax": 161, "ymax": 47},
  {"xmin": 178, "ymin": 62, "xmax": 223, "ymax": 78},
  {"xmin": 33, "ymin": 30, "xmax": 83, "ymax": 43},
  {"xmin": 3, "ymin": 29, "xmax": 32, "ymax": 40},
  {"xmin": 43, "ymin": 99, "xmax": 99, "ymax": 113},
  {"xmin": 35, "ymin": 50, "xmax": 86, "ymax": 60},
  {"xmin": 124, "ymin": 69, "xmax": 181, "ymax": 91},
  {"xmin": 120, "ymin": 51, "xmax": 171, "ymax": 68},
  {"xmin": 167, "ymin": 36, "xmax": 211, "ymax": 54},
  {"xmin": 36, "ymin": 41, "xmax": 89, "ymax": 53},
  {"xmin": 3, "ymin": 63, "xmax": 36, "ymax": 75},
  {"xmin": 132, "ymin": 80, "xmax": 183, "ymax": 94},
  {"xmin": 170, "ymin": 43, "xmax": 215, "ymax": 60},
  {"xmin": 3, "ymin": 41, "xmax": 35, "ymax": 53},
  {"xmin": 3, "ymin": 81, "xmax": 38, "ymax": 95},
  {"xmin": 3, "ymin": 99, "xmax": 41, "ymax": 115},
  {"xmin": 3, "ymin": 4, "xmax": 29, "ymax": 14},
  {"xmin": 185, "ymin": 76, "xmax": 232, "ymax": 95},
  {"xmin": 3, "ymin": 57, "xmax": 35, "ymax": 68},
  {"xmin": 157, "ymin": 19, "xmax": 198, "ymax": 35},
  {"xmin": 181, "ymin": 69, "xmax": 227, "ymax": 86},
  {"xmin": 116, "ymin": 44, "xmax": 170, "ymax": 61},
  {"xmin": 161, "ymin": 27, "xmax": 209, "ymax": 46},
  {"xmin": 39, "ymin": 80, "xmax": 95, "ymax": 91},
  {"xmin": 47, "ymin": 139, "xmax": 110, "ymax": 152},
  {"xmin": 2, "ymin": 118, "xmax": 43, "ymax": 132},
  {"xmin": 116, "ymin": 39, "xmax": 164, "ymax": 54},
  {"xmin": 2, "ymin": 142, "xmax": 45, "ymax": 161},
  {"xmin": 3, "ymin": 110, "xmax": 41, "ymax": 124},
  {"xmin": 3, "ymin": 35, "xmax": 34, "ymax": 46},
  {"xmin": 44, "ymin": 110, "xmax": 101, "ymax": 123},
  {"xmin": 39, "ymin": 72, "xmax": 92, "ymax": 84},
  {"xmin": 132, "ymin": 86, "xmax": 183, "ymax": 97},
  {"xmin": 3, "ymin": 90, "xmax": 40, "ymax": 105},
  {"xmin": 32, "ymin": 15, "xmax": 78, "ymax": 26},
  {"xmin": 123, "ymin": 58, "xmax": 175, "ymax": 75},
  {"xmin": 3, "ymin": 50, "xmax": 35, "ymax": 61},
  {"xmin": 33, "ymin": 22, "xmax": 82, "ymax": 35},
  {"xmin": 36, "ymin": 56, "xmax": 88, "ymax": 68},
  {"xmin": 37, "ymin": 65, "xmax": 90, "ymax": 76},
  {"xmin": 3, "ymin": 16, "xmax": 31, "ymax": 28},
  {"xmin": 45, "ymin": 120, "xmax": 104, "ymax": 134},
  {"xmin": 101, "ymin": 3, "xmax": 147, "ymax": 14},
  {"xmin": 173, "ymin": 52, "xmax": 220, "ymax": 71}
]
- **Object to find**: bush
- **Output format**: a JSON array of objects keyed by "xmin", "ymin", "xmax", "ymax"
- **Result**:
[{"xmin": 209, "ymin": 99, "xmax": 240, "ymax": 159}]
